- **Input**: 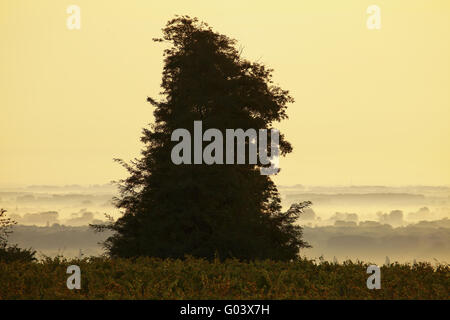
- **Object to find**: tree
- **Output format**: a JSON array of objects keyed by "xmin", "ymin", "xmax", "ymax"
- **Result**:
[
  {"xmin": 0, "ymin": 208, "xmax": 16, "ymax": 247},
  {"xmin": 0, "ymin": 209, "xmax": 36, "ymax": 262},
  {"xmin": 93, "ymin": 16, "xmax": 311, "ymax": 260}
]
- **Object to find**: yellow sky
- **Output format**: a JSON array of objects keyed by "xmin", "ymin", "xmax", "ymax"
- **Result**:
[{"xmin": 1, "ymin": 0, "xmax": 449, "ymax": 186}]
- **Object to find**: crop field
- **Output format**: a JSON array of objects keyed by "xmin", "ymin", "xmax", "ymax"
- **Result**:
[{"xmin": 0, "ymin": 257, "xmax": 448, "ymax": 300}]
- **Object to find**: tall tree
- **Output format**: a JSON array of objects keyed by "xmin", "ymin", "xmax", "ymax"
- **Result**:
[{"xmin": 94, "ymin": 16, "xmax": 311, "ymax": 260}]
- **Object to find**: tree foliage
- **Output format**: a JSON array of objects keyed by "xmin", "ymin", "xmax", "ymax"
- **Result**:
[
  {"xmin": 0, "ymin": 209, "xmax": 36, "ymax": 262},
  {"xmin": 0, "ymin": 208, "xmax": 16, "ymax": 247},
  {"xmin": 93, "ymin": 16, "xmax": 311, "ymax": 260}
]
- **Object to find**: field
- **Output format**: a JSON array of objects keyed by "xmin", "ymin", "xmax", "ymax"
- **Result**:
[{"xmin": 0, "ymin": 256, "xmax": 448, "ymax": 300}]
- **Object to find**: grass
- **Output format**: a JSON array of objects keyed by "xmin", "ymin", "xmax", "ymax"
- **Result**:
[{"xmin": 0, "ymin": 256, "xmax": 448, "ymax": 300}]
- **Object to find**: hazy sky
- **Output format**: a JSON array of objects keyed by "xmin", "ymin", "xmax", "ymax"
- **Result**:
[{"xmin": 1, "ymin": 0, "xmax": 449, "ymax": 186}]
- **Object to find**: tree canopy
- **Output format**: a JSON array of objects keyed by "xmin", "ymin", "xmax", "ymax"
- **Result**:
[{"xmin": 94, "ymin": 16, "xmax": 311, "ymax": 260}]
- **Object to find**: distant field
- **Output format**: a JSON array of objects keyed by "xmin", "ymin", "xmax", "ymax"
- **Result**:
[{"xmin": 0, "ymin": 257, "xmax": 448, "ymax": 299}]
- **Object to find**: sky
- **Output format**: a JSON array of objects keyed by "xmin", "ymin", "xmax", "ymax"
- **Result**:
[{"xmin": 1, "ymin": 0, "xmax": 449, "ymax": 187}]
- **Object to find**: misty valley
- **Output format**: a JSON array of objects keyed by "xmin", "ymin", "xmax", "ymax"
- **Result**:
[{"xmin": 1, "ymin": 184, "xmax": 449, "ymax": 265}]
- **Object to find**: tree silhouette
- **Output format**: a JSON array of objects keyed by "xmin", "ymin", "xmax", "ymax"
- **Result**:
[
  {"xmin": 0, "ymin": 209, "xmax": 36, "ymax": 262},
  {"xmin": 0, "ymin": 208, "xmax": 16, "ymax": 247},
  {"xmin": 94, "ymin": 16, "xmax": 311, "ymax": 260}
]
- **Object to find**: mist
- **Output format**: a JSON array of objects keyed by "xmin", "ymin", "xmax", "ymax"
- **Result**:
[{"xmin": 1, "ymin": 184, "xmax": 449, "ymax": 264}]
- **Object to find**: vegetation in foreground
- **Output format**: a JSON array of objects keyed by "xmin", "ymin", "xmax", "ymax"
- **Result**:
[{"xmin": 0, "ymin": 256, "xmax": 448, "ymax": 300}]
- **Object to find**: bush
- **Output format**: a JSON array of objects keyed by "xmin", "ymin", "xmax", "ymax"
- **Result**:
[
  {"xmin": 0, "ymin": 244, "xmax": 37, "ymax": 263},
  {"xmin": 0, "ymin": 208, "xmax": 37, "ymax": 263},
  {"xmin": 0, "ymin": 256, "xmax": 448, "ymax": 299}
]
